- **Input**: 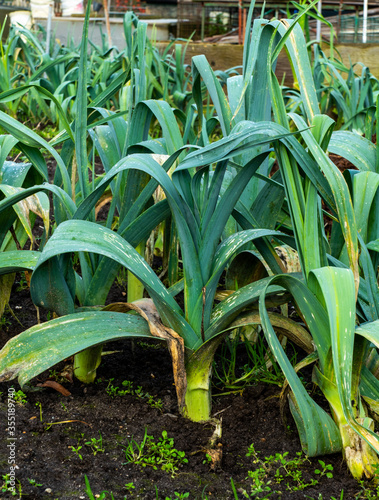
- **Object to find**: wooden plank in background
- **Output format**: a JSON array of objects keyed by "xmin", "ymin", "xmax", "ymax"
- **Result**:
[{"xmin": 157, "ymin": 41, "xmax": 294, "ymax": 85}]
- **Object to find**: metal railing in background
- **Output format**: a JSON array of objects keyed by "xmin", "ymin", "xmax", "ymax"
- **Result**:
[{"xmin": 340, "ymin": 12, "xmax": 379, "ymax": 42}]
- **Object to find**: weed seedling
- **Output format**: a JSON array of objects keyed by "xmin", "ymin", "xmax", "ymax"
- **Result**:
[
  {"xmin": 70, "ymin": 433, "xmax": 84, "ymax": 460},
  {"xmin": 16, "ymin": 272, "xmax": 29, "ymax": 292},
  {"xmin": 305, "ymin": 494, "xmax": 344, "ymax": 500},
  {"xmin": 106, "ymin": 378, "xmax": 132, "ymax": 398},
  {"xmin": 0, "ymin": 313, "xmax": 11, "ymax": 329},
  {"xmin": 70, "ymin": 444, "xmax": 83, "ymax": 460},
  {"xmin": 137, "ymin": 340, "xmax": 161, "ymax": 350},
  {"xmin": 246, "ymin": 468, "xmax": 274, "ymax": 497},
  {"xmin": 27, "ymin": 478, "xmax": 42, "ymax": 487},
  {"xmin": 85, "ymin": 431, "xmax": 105, "ymax": 456},
  {"xmin": 60, "ymin": 401, "xmax": 68, "ymax": 412},
  {"xmin": 84, "ymin": 475, "xmax": 117, "ymax": 500},
  {"xmin": 124, "ymin": 482, "xmax": 135, "ymax": 493},
  {"xmin": 1, "ymin": 474, "xmax": 22, "ymax": 498},
  {"xmin": 106, "ymin": 379, "xmax": 163, "ymax": 410},
  {"xmin": 165, "ymin": 493, "xmax": 190, "ymax": 500},
  {"xmin": 356, "ymin": 481, "xmax": 379, "ymax": 499},
  {"xmin": 146, "ymin": 394, "xmax": 163, "ymax": 410},
  {"xmin": 121, "ymin": 380, "xmax": 134, "ymax": 392},
  {"xmin": 123, "ymin": 428, "xmax": 188, "ymax": 477},
  {"xmin": 12, "ymin": 388, "xmax": 27, "ymax": 406},
  {"xmin": 115, "ymin": 267, "xmax": 128, "ymax": 291},
  {"xmin": 49, "ymin": 369, "xmax": 68, "ymax": 384},
  {"xmin": 314, "ymin": 460, "xmax": 334, "ymax": 479},
  {"xmin": 35, "ymin": 401, "xmax": 42, "ymax": 421},
  {"xmin": 244, "ymin": 443, "xmax": 336, "ymax": 496},
  {"xmin": 213, "ymin": 335, "xmax": 287, "ymax": 395}
]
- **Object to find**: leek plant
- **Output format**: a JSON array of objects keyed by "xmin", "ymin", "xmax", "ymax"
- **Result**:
[
  {"xmin": 0, "ymin": 4, "xmax": 187, "ymax": 382},
  {"xmin": 0, "ymin": 135, "xmax": 49, "ymax": 320},
  {"xmin": 180, "ymin": 4, "xmax": 379, "ymax": 478},
  {"xmin": 0, "ymin": 3, "xmax": 202, "ymax": 383},
  {"xmin": 0, "ymin": 123, "xmax": 313, "ymax": 422},
  {"xmin": 291, "ymin": 44, "xmax": 379, "ymax": 139},
  {"xmin": 255, "ymin": 24, "xmax": 379, "ymax": 481}
]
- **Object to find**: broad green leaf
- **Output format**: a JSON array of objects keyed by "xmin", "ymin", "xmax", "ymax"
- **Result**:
[
  {"xmin": 353, "ymin": 172, "xmax": 379, "ymax": 242},
  {"xmin": 0, "ymin": 184, "xmax": 76, "ymax": 220},
  {"xmin": 0, "ymin": 250, "xmax": 40, "ymax": 274},
  {"xmin": 0, "ymin": 84, "xmax": 73, "ymax": 141},
  {"xmin": 191, "ymin": 55, "xmax": 232, "ymax": 136},
  {"xmin": 329, "ymin": 131, "xmax": 376, "ymax": 172},
  {"xmin": 84, "ymin": 199, "xmax": 171, "ymax": 306},
  {"xmin": 310, "ymin": 268, "xmax": 379, "ymax": 454},
  {"xmin": 75, "ymin": 0, "xmax": 92, "ymax": 201},
  {"xmin": 0, "ymin": 136, "xmax": 18, "ymax": 169},
  {"xmin": 358, "ymin": 238, "xmax": 379, "ymax": 321},
  {"xmin": 0, "ymin": 111, "xmax": 71, "ymax": 195},
  {"xmin": 207, "ymin": 276, "xmax": 287, "ymax": 341},
  {"xmin": 30, "ymin": 220, "xmax": 197, "ymax": 347},
  {"xmin": 129, "ymin": 100, "xmax": 183, "ymax": 155},
  {"xmin": 259, "ymin": 274, "xmax": 342, "ymax": 456},
  {"xmin": 1, "ymin": 161, "xmax": 32, "ymax": 188},
  {"xmin": 290, "ymin": 113, "xmax": 359, "ymax": 292},
  {"xmin": 0, "ymin": 185, "xmax": 49, "ymax": 244},
  {"xmin": 0, "ymin": 311, "xmax": 153, "ymax": 387},
  {"xmin": 225, "ymin": 250, "xmax": 268, "ymax": 290},
  {"xmin": 272, "ymin": 19, "xmax": 320, "ymax": 122}
]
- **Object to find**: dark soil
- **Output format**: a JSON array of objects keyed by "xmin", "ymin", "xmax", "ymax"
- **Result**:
[
  {"xmin": 0, "ymin": 282, "xmax": 374, "ymax": 500},
  {"xmin": 329, "ymin": 154, "xmax": 357, "ymax": 173}
]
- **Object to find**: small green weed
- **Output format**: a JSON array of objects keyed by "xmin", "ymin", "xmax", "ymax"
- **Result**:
[
  {"xmin": 84, "ymin": 475, "xmax": 119, "ymax": 500},
  {"xmin": 70, "ymin": 433, "xmax": 84, "ymax": 460},
  {"xmin": 0, "ymin": 313, "xmax": 11, "ymax": 329},
  {"xmin": 351, "ymin": 463, "xmax": 379, "ymax": 499},
  {"xmin": 60, "ymin": 401, "xmax": 68, "ymax": 411},
  {"xmin": 356, "ymin": 482, "xmax": 379, "ymax": 499},
  {"xmin": 305, "ymin": 492, "xmax": 344, "ymax": 500},
  {"xmin": 246, "ymin": 468, "xmax": 274, "ymax": 498},
  {"xmin": 137, "ymin": 340, "xmax": 161, "ymax": 350},
  {"xmin": 15, "ymin": 272, "xmax": 28, "ymax": 292},
  {"xmin": 124, "ymin": 482, "xmax": 135, "ymax": 493},
  {"xmin": 165, "ymin": 493, "xmax": 190, "ymax": 500},
  {"xmin": 213, "ymin": 335, "xmax": 287, "ymax": 395},
  {"xmin": 115, "ymin": 267, "xmax": 128, "ymax": 291},
  {"xmin": 70, "ymin": 444, "xmax": 83, "ymax": 460},
  {"xmin": 1, "ymin": 474, "xmax": 22, "ymax": 498},
  {"xmin": 12, "ymin": 388, "xmax": 27, "ymax": 406},
  {"xmin": 27, "ymin": 478, "xmax": 42, "ymax": 487},
  {"xmin": 314, "ymin": 459, "xmax": 334, "ymax": 479},
  {"xmin": 266, "ymin": 451, "xmax": 319, "ymax": 490},
  {"xmin": 241, "ymin": 443, "xmax": 334, "ymax": 497},
  {"xmin": 35, "ymin": 401, "xmax": 42, "ymax": 421},
  {"xmin": 85, "ymin": 431, "xmax": 105, "ymax": 456},
  {"xmin": 123, "ymin": 428, "xmax": 188, "ymax": 477},
  {"xmin": 106, "ymin": 378, "xmax": 163, "ymax": 410},
  {"xmin": 106, "ymin": 378, "xmax": 132, "ymax": 397}
]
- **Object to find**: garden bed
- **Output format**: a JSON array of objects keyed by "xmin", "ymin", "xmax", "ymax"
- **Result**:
[
  {"xmin": 0, "ymin": 283, "xmax": 372, "ymax": 499},
  {"xmin": 1, "ymin": 5, "xmax": 379, "ymax": 499}
]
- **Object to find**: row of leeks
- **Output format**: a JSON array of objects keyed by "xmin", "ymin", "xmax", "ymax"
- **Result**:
[
  {"xmin": 0, "ymin": 9, "xmax": 194, "ymax": 124},
  {"xmin": 0, "ymin": 0, "xmax": 379, "ymax": 482}
]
